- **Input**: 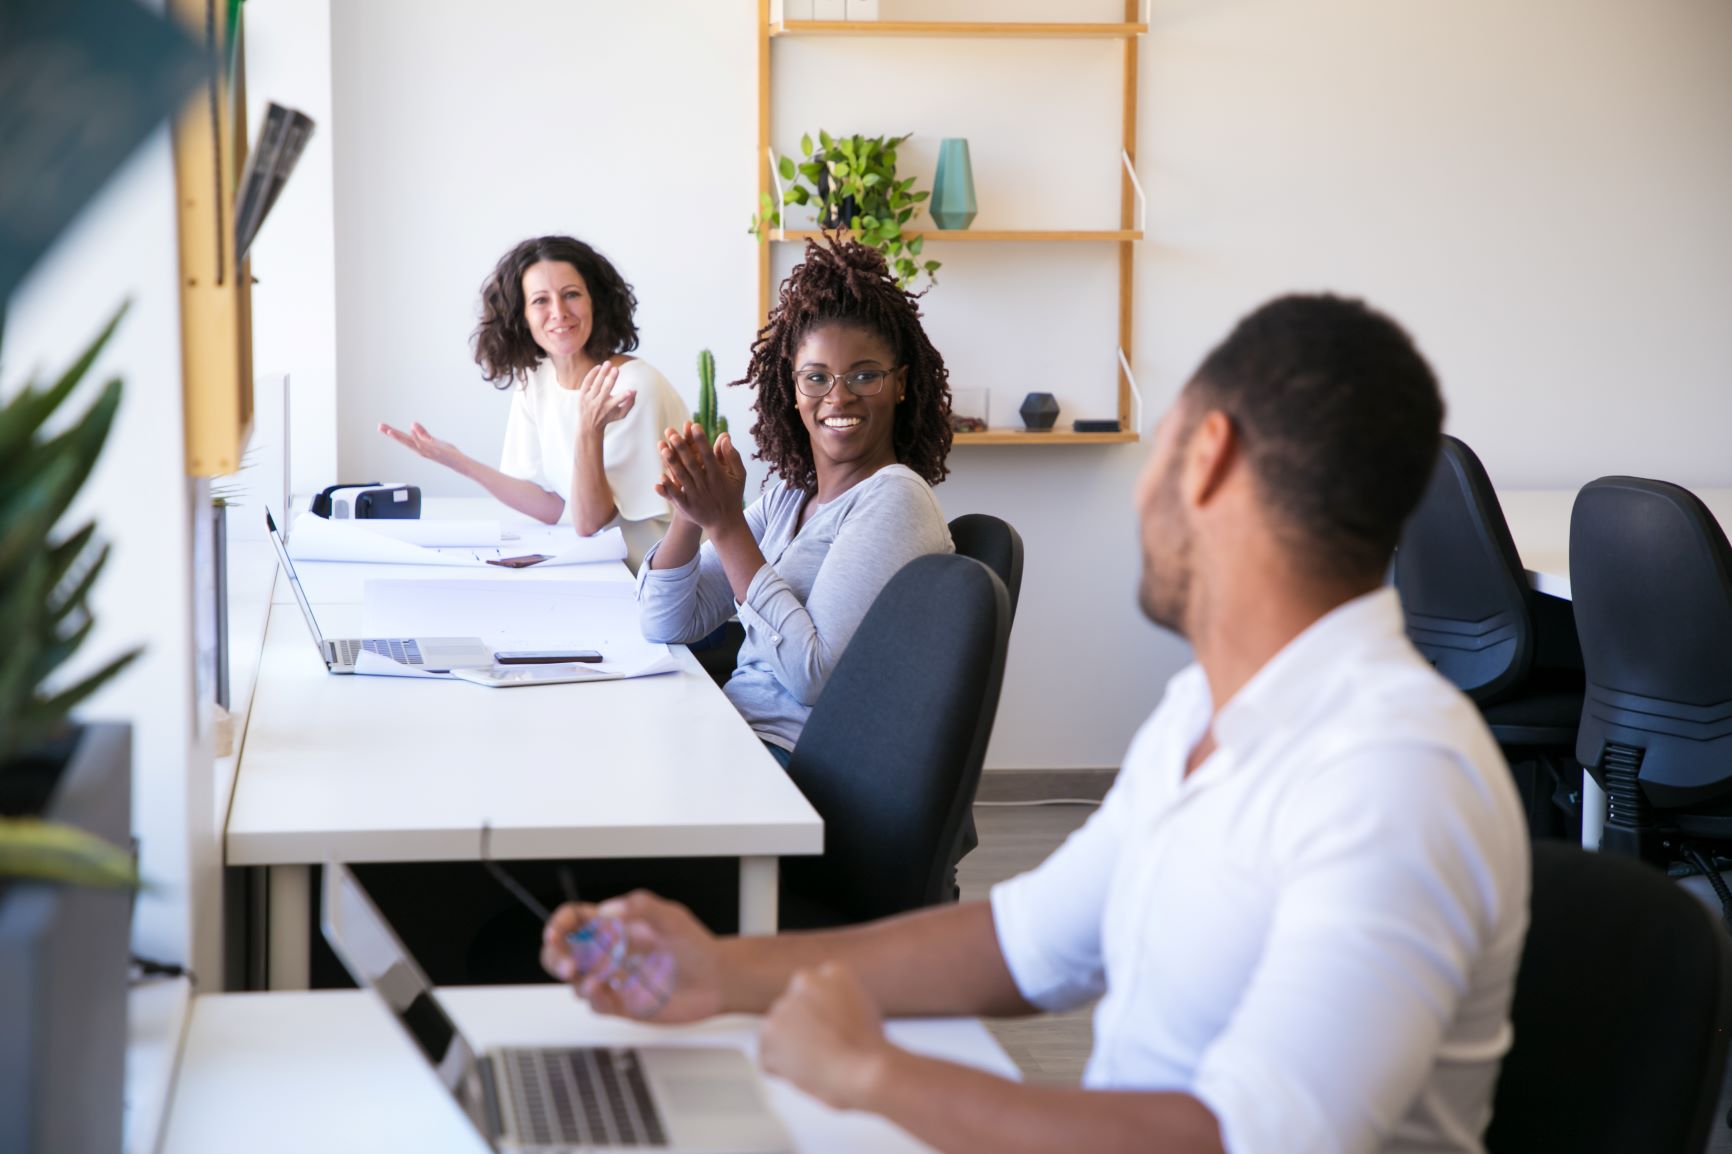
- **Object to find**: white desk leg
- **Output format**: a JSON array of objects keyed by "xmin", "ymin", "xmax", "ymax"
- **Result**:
[
  {"xmin": 1582, "ymin": 774, "xmax": 1606, "ymax": 851},
  {"xmin": 739, "ymin": 857, "xmax": 778, "ymax": 936},
  {"xmin": 268, "ymin": 865, "xmax": 312, "ymax": 990}
]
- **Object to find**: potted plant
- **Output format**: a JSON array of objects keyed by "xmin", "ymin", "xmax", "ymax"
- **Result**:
[
  {"xmin": 751, "ymin": 130, "xmax": 944, "ymax": 291},
  {"xmin": 0, "ymin": 304, "xmax": 143, "ymax": 1154}
]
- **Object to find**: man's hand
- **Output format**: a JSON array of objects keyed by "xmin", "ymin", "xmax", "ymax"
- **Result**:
[
  {"xmin": 541, "ymin": 890, "xmax": 727, "ymax": 1024},
  {"xmin": 760, "ymin": 961, "xmax": 894, "ymax": 1111}
]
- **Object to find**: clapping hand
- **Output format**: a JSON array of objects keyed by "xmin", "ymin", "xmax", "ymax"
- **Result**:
[
  {"xmin": 655, "ymin": 422, "xmax": 748, "ymax": 535},
  {"xmin": 575, "ymin": 360, "xmax": 636, "ymax": 443}
]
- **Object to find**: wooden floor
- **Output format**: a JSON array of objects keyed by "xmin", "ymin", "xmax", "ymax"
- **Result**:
[{"xmin": 958, "ymin": 801, "xmax": 1098, "ymax": 1084}]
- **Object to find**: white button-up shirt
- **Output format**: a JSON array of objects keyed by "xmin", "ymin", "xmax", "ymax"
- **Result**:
[{"xmin": 991, "ymin": 588, "xmax": 1529, "ymax": 1154}]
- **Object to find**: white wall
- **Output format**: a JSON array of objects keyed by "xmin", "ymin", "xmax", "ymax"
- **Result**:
[
  {"xmin": 327, "ymin": 0, "xmax": 762, "ymax": 491},
  {"xmin": 2, "ymin": 135, "xmax": 213, "ymax": 971},
  {"xmin": 245, "ymin": 0, "xmax": 340, "ymax": 500},
  {"xmin": 264, "ymin": 0, "xmax": 1732, "ymax": 770}
]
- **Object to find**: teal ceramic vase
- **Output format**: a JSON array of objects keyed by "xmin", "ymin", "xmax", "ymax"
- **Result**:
[{"xmin": 930, "ymin": 138, "xmax": 978, "ymax": 230}]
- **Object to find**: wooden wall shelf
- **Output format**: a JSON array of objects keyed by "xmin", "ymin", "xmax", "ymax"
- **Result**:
[
  {"xmin": 758, "ymin": 3, "xmax": 1144, "ymax": 448},
  {"xmin": 169, "ymin": 0, "xmax": 253, "ymax": 477},
  {"xmin": 953, "ymin": 429, "xmax": 1141, "ymax": 446},
  {"xmin": 773, "ymin": 228, "xmax": 1142, "ymax": 243},
  {"xmin": 771, "ymin": 21, "xmax": 1147, "ymax": 39}
]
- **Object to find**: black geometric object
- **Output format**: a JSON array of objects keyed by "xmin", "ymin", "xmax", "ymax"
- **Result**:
[
  {"xmin": 0, "ymin": 0, "xmax": 208, "ymax": 301},
  {"xmin": 1018, "ymin": 392, "xmax": 1060, "ymax": 432}
]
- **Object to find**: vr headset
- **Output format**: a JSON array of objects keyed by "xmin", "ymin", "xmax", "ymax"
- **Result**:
[{"xmin": 310, "ymin": 482, "xmax": 421, "ymax": 520}]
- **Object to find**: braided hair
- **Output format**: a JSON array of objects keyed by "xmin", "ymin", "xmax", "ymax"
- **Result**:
[{"xmin": 736, "ymin": 237, "xmax": 952, "ymax": 492}]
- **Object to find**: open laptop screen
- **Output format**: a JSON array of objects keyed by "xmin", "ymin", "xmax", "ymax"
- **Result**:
[
  {"xmin": 264, "ymin": 509, "xmax": 331, "ymax": 655},
  {"xmin": 322, "ymin": 862, "xmax": 496, "ymax": 1141}
]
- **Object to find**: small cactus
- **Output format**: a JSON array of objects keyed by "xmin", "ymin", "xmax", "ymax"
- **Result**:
[{"xmin": 692, "ymin": 348, "xmax": 728, "ymax": 441}]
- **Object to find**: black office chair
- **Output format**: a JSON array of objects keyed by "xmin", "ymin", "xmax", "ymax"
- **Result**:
[
  {"xmin": 1394, "ymin": 436, "xmax": 1585, "ymax": 838},
  {"xmin": 949, "ymin": 513, "xmax": 1024, "ymax": 619},
  {"xmin": 1570, "ymin": 477, "xmax": 1732, "ymax": 917},
  {"xmin": 1485, "ymin": 842, "xmax": 1732, "ymax": 1154},
  {"xmin": 946, "ymin": 513, "xmax": 1023, "ymax": 872},
  {"xmin": 778, "ymin": 553, "xmax": 1011, "ymax": 929}
]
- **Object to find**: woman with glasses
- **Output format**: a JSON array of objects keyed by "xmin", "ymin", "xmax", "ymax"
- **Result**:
[
  {"xmin": 637, "ymin": 238, "xmax": 955, "ymax": 764},
  {"xmin": 378, "ymin": 235, "xmax": 689, "ymax": 566}
]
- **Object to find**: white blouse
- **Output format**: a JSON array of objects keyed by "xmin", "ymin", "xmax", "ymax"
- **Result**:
[{"xmin": 498, "ymin": 357, "xmax": 691, "ymax": 563}]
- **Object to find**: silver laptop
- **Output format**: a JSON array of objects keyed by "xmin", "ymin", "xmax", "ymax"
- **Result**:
[
  {"xmin": 321, "ymin": 862, "xmax": 791, "ymax": 1154},
  {"xmin": 265, "ymin": 510, "xmax": 494, "ymax": 674}
]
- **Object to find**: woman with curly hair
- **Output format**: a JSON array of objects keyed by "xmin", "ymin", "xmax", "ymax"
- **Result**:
[
  {"xmin": 637, "ymin": 238, "xmax": 954, "ymax": 762},
  {"xmin": 378, "ymin": 236, "xmax": 688, "ymax": 563}
]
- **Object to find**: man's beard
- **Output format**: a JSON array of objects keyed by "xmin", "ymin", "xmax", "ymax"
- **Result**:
[{"xmin": 1138, "ymin": 493, "xmax": 1192, "ymax": 635}]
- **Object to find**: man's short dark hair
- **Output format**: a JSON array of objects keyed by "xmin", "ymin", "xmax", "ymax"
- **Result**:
[{"xmin": 1188, "ymin": 293, "xmax": 1444, "ymax": 581}]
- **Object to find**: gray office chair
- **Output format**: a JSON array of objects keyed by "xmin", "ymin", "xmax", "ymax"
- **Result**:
[
  {"xmin": 1485, "ymin": 842, "xmax": 1732, "ymax": 1154},
  {"xmin": 779, "ymin": 553, "xmax": 1011, "ymax": 929}
]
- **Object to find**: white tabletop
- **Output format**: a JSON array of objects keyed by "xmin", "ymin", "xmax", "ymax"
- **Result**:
[
  {"xmin": 160, "ymin": 988, "xmax": 1019, "ymax": 1154},
  {"xmin": 1499, "ymin": 487, "xmax": 1732, "ymax": 600},
  {"xmin": 226, "ymin": 610, "xmax": 821, "ymax": 865},
  {"xmin": 273, "ymin": 496, "xmax": 637, "ymax": 604}
]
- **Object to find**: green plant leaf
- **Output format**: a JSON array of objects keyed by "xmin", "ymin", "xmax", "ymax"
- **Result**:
[
  {"xmin": 0, "ymin": 302, "xmax": 128, "ymax": 466},
  {"xmin": 819, "ymin": 129, "xmax": 833, "ymax": 150},
  {"xmin": 909, "ymin": 235, "xmax": 924, "ymax": 255},
  {"xmin": 778, "ymin": 155, "xmax": 796, "ymax": 181},
  {"xmin": 925, "ymin": 261, "xmax": 941, "ymax": 272},
  {"xmin": 800, "ymin": 132, "xmax": 813, "ymax": 158},
  {"xmin": 912, "ymin": 190, "xmax": 930, "ymax": 202},
  {"xmin": 0, "ymin": 818, "xmax": 139, "ymax": 889},
  {"xmin": 862, "ymin": 173, "xmax": 883, "ymax": 187}
]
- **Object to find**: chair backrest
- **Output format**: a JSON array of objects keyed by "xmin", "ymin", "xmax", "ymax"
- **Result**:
[
  {"xmin": 949, "ymin": 514, "xmax": 1024, "ymax": 618},
  {"xmin": 1485, "ymin": 842, "xmax": 1732, "ymax": 1154},
  {"xmin": 783, "ymin": 553, "xmax": 1011, "ymax": 923},
  {"xmin": 1570, "ymin": 476, "xmax": 1732, "ymax": 811},
  {"xmin": 1394, "ymin": 435, "xmax": 1534, "ymax": 703}
]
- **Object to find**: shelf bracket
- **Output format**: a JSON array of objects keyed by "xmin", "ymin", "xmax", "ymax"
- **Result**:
[
  {"xmin": 768, "ymin": 146, "xmax": 786, "ymax": 215},
  {"xmin": 1117, "ymin": 345, "xmax": 1144, "ymax": 435},
  {"xmin": 1121, "ymin": 149, "xmax": 1146, "ymax": 235}
]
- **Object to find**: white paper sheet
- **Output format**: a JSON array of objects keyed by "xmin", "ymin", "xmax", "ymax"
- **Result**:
[
  {"xmin": 350, "ymin": 649, "xmax": 454, "ymax": 679},
  {"xmin": 287, "ymin": 512, "xmax": 626, "ymax": 567},
  {"xmin": 359, "ymin": 578, "xmax": 673, "ymax": 677},
  {"xmin": 335, "ymin": 519, "xmax": 503, "ymax": 546},
  {"xmin": 281, "ymin": 557, "xmax": 634, "ymax": 606}
]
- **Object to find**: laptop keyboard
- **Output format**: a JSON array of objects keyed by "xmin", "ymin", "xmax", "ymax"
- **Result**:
[
  {"xmin": 505, "ymin": 1047, "xmax": 668, "ymax": 1148},
  {"xmin": 334, "ymin": 638, "xmax": 422, "ymax": 666}
]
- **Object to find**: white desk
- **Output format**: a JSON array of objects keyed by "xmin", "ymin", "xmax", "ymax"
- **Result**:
[
  {"xmin": 231, "ymin": 499, "xmax": 822, "ymax": 988},
  {"xmin": 160, "ymin": 988, "xmax": 1018, "ymax": 1154}
]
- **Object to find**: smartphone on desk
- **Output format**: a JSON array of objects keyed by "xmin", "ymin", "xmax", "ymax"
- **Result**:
[{"xmin": 494, "ymin": 649, "xmax": 603, "ymax": 664}]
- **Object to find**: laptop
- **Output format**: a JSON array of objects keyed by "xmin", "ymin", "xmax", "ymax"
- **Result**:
[
  {"xmin": 265, "ymin": 510, "xmax": 495, "ymax": 674},
  {"xmin": 321, "ymin": 862, "xmax": 791, "ymax": 1154}
]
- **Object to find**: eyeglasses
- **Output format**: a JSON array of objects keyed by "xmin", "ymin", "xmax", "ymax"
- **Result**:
[
  {"xmin": 794, "ymin": 366, "xmax": 900, "ymax": 399},
  {"xmin": 480, "ymin": 822, "xmax": 674, "ymax": 1015}
]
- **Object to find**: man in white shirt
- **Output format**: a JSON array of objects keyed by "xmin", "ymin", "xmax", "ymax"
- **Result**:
[{"xmin": 542, "ymin": 294, "xmax": 1530, "ymax": 1154}]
